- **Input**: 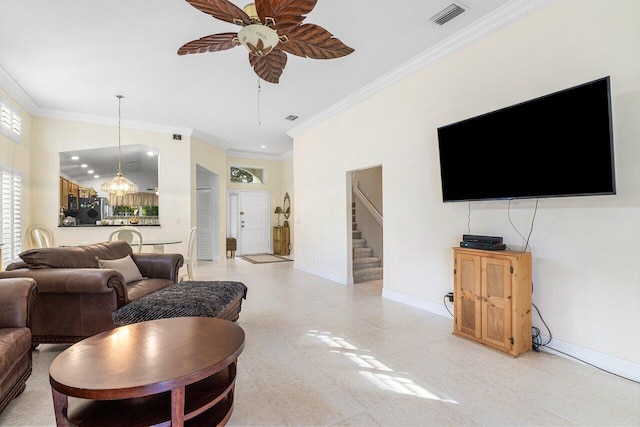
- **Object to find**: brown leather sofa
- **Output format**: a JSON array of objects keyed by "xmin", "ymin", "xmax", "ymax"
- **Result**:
[
  {"xmin": 0, "ymin": 241, "xmax": 183, "ymax": 346},
  {"xmin": 0, "ymin": 278, "xmax": 37, "ymax": 414}
]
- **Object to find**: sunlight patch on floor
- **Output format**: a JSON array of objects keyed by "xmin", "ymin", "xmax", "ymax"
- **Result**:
[{"xmin": 306, "ymin": 330, "xmax": 458, "ymax": 403}]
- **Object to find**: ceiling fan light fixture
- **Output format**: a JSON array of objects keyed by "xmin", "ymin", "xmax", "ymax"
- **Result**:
[{"xmin": 238, "ymin": 24, "xmax": 279, "ymax": 56}]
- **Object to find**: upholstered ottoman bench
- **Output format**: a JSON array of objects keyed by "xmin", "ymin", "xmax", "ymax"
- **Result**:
[{"xmin": 112, "ymin": 281, "xmax": 247, "ymax": 326}]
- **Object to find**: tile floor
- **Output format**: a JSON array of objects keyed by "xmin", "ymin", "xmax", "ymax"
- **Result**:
[{"xmin": 1, "ymin": 258, "xmax": 639, "ymax": 426}]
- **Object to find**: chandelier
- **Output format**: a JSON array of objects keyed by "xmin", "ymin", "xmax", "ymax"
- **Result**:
[{"xmin": 101, "ymin": 95, "xmax": 138, "ymax": 196}]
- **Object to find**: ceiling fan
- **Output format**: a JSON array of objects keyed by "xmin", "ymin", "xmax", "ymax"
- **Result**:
[{"xmin": 178, "ymin": 0, "xmax": 354, "ymax": 83}]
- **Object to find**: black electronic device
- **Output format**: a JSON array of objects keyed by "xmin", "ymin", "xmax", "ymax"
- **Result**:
[
  {"xmin": 75, "ymin": 197, "xmax": 109, "ymax": 225},
  {"xmin": 460, "ymin": 241, "xmax": 507, "ymax": 251},
  {"xmin": 437, "ymin": 77, "xmax": 615, "ymax": 202},
  {"xmin": 67, "ymin": 194, "xmax": 78, "ymax": 215},
  {"xmin": 462, "ymin": 234, "xmax": 503, "ymax": 244}
]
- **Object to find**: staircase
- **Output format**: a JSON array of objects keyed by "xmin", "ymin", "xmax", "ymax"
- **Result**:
[{"xmin": 352, "ymin": 203, "xmax": 383, "ymax": 283}]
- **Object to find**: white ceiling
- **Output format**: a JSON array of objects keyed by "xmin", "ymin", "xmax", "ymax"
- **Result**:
[{"xmin": 0, "ymin": 0, "xmax": 524, "ymax": 157}]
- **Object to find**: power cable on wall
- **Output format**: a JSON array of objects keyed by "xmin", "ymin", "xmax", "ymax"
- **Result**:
[{"xmin": 464, "ymin": 199, "xmax": 636, "ymax": 383}]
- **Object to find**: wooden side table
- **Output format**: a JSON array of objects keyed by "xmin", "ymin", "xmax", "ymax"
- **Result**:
[
  {"xmin": 273, "ymin": 225, "xmax": 290, "ymax": 255},
  {"xmin": 226, "ymin": 237, "xmax": 237, "ymax": 258},
  {"xmin": 49, "ymin": 317, "xmax": 245, "ymax": 426}
]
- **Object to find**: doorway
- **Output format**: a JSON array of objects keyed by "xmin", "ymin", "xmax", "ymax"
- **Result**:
[
  {"xmin": 227, "ymin": 191, "xmax": 270, "ymax": 255},
  {"xmin": 196, "ymin": 165, "xmax": 220, "ymax": 260},
  {"xmin": 349, "ymin": 166, "xmax": 383, "ymax": 288}
]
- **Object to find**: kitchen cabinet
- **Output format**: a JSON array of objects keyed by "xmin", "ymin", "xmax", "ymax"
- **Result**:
[
  {"xmin": 60, "ymin": 177, "xmax": 70, "ymax": 210},
  {"xmin": 59, "ymin": 177, "xmax": 84, "ymax": 211}
]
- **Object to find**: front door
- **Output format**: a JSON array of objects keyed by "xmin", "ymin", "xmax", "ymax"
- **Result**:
[{"xmin": 228, "ymin": 191, "xmax": 270, "ymax": 255}]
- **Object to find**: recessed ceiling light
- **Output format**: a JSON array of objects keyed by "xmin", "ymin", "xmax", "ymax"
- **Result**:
[
  {"xmin": 88, "ymin": 170, "xmax": 94, "ymax": 174},
  {"xmin": 71, "ymin": 156, "xmax": 79, "ymax": 160},
  {"xmin": 147, "ymin": 151, "xmax": 154, "ymax": 156},
  {"xmin": 94, "ymin": 175, "xmax": 100, "ymax": 179},
  {"xmin": 81, "ymin": 164, "xmax": 88, "ymax": 168},
  {"xmin": 260, "ymin": 145, "xmax": 267, "ymax": 149}
]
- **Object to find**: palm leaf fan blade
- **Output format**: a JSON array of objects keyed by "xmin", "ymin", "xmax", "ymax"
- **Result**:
[
  {"xmin": 178, "ymin": 33, "xmax": 240, "ymax": 55},
  {"xmin": 249, "ymin": 49, "xmax": 287, "ymax": 83},
  {"xmin": 185, "ymin": 0, "xmax": 252, "ymax": 25},
  {"xmin": 279, "ymin": 24, "xmax": 354, "ymax": 59},
  {"xmin": 270, "ymin": 14, "xmax": 305, "ymax": 34},
  {"xmin": 255, "ymin": 0, "xmax": 317, "ymax": 29}
]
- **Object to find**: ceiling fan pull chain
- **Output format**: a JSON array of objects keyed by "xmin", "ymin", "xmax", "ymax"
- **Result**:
[{"xmin": 257, "ymin": 77, "xmax": 262, "ymax": 126}]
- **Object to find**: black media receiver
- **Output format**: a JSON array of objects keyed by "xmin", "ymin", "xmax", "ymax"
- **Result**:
[
  {"xmin": 460, "ymin": 241, "xmax": 507, "ymax": 251},
  {"xmin": 462, "ymin": 234, "xmax": 503, "ymax": 244}
]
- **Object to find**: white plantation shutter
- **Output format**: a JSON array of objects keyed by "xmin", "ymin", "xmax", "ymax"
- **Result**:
[
  {"xmin": 0, "ymin": 165, "xmax": 22, "ymax": 268},
  {"xmin": 0, "ymin": 97, "xmax": 21, "ymax": 143}
]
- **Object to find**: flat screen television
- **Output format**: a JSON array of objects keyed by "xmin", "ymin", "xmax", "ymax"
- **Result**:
[{"xmin": 437, "ymin": 77, "xmax": 615, "ymax": 202}]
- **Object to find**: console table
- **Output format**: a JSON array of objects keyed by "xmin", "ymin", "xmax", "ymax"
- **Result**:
[{"xmin": 49, "ymin": 317, "xmax": 245, "ymax": 426}]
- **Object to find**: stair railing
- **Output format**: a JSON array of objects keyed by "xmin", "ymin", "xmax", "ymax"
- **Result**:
[{"xmin": 352, "ymin": 181, "xmax": 383, "ymax": 226}]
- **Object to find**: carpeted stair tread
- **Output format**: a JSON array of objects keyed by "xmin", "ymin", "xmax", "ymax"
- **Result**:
[
  {"xmin": 352, "ymin": 238, "xmax": 367, "ymax": 248},
  {"xmin": 353, "ymin": 257, "xmax": 381, "ymax": 269},
  {"xmin": 354, "ymin": 267, "xmax": 383, "ymax": 283},
  {"xmin": 354, "ymin": 247, "xmax": 373, "ymax": 258}
]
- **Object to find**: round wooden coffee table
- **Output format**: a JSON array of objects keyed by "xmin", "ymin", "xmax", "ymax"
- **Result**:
[{"xmin": 49, "ymin": 317, "xmax": 245, "ymax": 426}]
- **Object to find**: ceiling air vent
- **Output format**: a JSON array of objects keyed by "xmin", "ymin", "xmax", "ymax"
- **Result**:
[
  {"xmin": 430, "ymin": 3, "xmax": 466, "ymax": 25},
  {"xmin": 284, "ymin": 115, "xmax": 299, "ymax": 121}
]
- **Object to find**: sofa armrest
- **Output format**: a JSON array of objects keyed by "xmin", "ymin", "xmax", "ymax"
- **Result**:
[
  {"xmin": 0, "ymin": 278, "xmax": 37, "ymax": 328},
  {"xmin": 132, "ymin": 253, "xmax": 184, "ymax": 283}
]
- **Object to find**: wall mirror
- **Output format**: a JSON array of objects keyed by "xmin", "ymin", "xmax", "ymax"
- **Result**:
[
  {"xmin": 283, "ymin": 192, "xmax": 291, "ymax": 220},
  {"xmin": 59, "ymin": 144, "xmax": 159, "ymax": 226}
]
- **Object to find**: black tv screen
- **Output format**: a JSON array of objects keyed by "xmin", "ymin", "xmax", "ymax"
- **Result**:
[{"xmin": 437, "ymin": 77, "xmax": 615, "ymax": 202}]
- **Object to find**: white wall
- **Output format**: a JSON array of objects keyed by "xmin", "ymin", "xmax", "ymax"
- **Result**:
[
  {"xmin": 293, "ymin": 0, "xmax": 640, "ymax": 369},
  {"xmin": 31, "ymin": 117, "xmax": 192, "ymax": 254}
]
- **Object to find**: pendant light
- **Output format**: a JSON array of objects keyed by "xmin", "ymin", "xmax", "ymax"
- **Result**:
[{"xmin": 101, "ymin": 95, "xmax": 138, "ymax": 196}]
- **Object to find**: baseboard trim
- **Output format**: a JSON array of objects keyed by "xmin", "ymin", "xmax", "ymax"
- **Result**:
[
  {"xmin": 539, "ymin": 335, "xmax": 640, "ymax": 382},
  {"xmin": 383, "ymin": 288, "xmax": 639, "ymax": 382},
  {"xmin": 293, "ymin": 263, "xmax": 348, "ymax": 285},
  {"xmin": 382, "ymin": 289, "xmax": 452, "ymax": 319}
]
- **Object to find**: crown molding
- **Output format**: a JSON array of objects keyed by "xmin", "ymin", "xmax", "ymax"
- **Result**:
[
  {"xmin": 37, "ymin": 108, "xmax": 192, "ymax": 136},
  {"xmin": 226, "ymin": 149, "xmax": 292, "ymax": 161},
  {"xmin": 287, "ymin": 0, "xmax": 555, "ymax": 138},
  {"xmin": 190, "ymin": 129, "xmax": 232, "ymax": 150},
  {"xmin": 0, "ymin": 66, "xmax": 39, "ymax": 115}
]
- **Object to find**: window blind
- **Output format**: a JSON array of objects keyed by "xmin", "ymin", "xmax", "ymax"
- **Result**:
[
  {"xmin": 0, "ymin": 97, "xmax": 22, "ymax": 143},
  {"xmin": 0, "ymin": 164, "xmax": 22, "ymax": 268}
]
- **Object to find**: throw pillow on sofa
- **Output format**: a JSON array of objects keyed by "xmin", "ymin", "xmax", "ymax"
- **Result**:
[{"xmin": 98, "ymin": 255, "xmax": 143, "ymax": 283}]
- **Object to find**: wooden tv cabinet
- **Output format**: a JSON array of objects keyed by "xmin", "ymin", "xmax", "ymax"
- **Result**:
[{"xmin": 452, "ymin": 247, "xmax": 532, "ymax": 357}]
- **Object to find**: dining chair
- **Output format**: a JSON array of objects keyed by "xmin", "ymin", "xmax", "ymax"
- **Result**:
[
  {"xmin": 108, "ymin": 226, "xmax": 143, "ymax": 253},
  {"xmin": 27, "ymin": 226, "xmax": 54, "ymax": 248},
  {"xmin": 179, "ymin": 226, "xmax": 197, "ymax": 282}
]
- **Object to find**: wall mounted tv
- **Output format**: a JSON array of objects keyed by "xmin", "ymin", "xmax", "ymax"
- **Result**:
[{"xmin": 437, "ymin": 77, "xmax": 615, "ymax": 202}]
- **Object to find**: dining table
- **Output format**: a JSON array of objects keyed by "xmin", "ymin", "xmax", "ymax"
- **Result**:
[{"xmin": 141, "ymin": 239, "xmax": 182, "ymax": 253}]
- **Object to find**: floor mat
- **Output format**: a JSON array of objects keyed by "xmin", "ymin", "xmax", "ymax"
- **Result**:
[{"xmin": 239, "ymin": 254, "xmax": 293, "ymax": 264}]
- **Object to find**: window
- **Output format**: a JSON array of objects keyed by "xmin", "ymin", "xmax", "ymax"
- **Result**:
[
  {"xmin": 230, "ymin": 166, "xmax": 265, "ymax": 184},
  {"xmin": 0, "ymin": 164, "xmax": 22, "ymax": 267},
  {"xmin": 0, "ymin": 97, "xmax": 22, "ymax": 143}
]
